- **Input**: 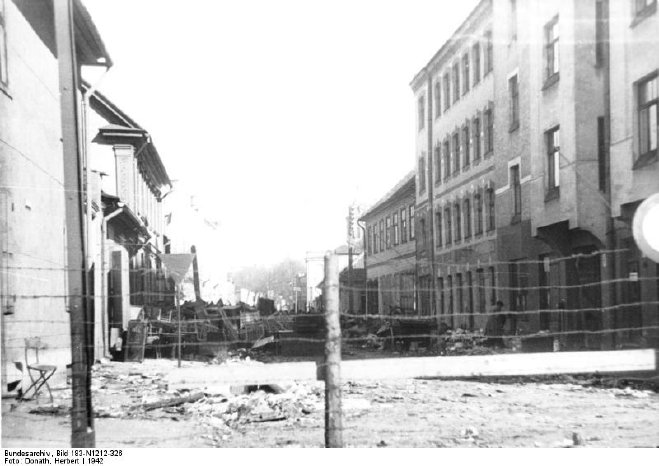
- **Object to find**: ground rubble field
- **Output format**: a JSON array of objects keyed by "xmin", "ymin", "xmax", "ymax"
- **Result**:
[{"xmin": 2, "ymin": 355, "xmax": 659, "ymax": 448}]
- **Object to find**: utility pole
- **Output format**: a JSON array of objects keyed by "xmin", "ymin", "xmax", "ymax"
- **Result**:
[
  {"xmin": 323, "ymin": 252, "xmax": 343, "ymax": 447},
  {"xmin": 54, "ymin": 0, "xmax": 95, "ymax": 447}
]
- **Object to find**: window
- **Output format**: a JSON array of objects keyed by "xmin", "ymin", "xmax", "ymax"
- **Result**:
[
  {"xmin": 462, "ymin": 53, "xmax": 470, "ymax": 95},
  {"xmin": 0, "ymin": 0, "xmax": 7, "ymax": 87},
  {"xmin": 438, "ymin": 277, "xmax": 445, "ymax": 315},
  {"xmin": 447, "ymin": 275, "xmax": 454, "ymax": 315},
  {"xmin": 484, "ymin": 107, "xmax": 494, "ymax": 154},
  {"xmin": 510, "ymin": 0, "xmax": 517, "ymax": 42},
  {"xmin": 443, "ymin": 73, "xmax": 451, "ymax": 111},
  {"xmin": 486, "ymin": 187, "xmax": 495, "ymax": 231},
  {"xmin": 452, "ymin": 62, "xmax": 460, "ymax": 103},
  {"xmin": 434, "ymin": 146, "xmax": 442, "ymax": 184},
  {"xmin": 418, "ymin": 155, "xmax": 427, "ymax": 193},
  {"xmin": 511, "ymin": 164, "xmax": 522, "ymax": 218},
  {"xmin": 473, "ymin": 116, "xmax": 481, "ymax": 161},
  {"xmin": 409, "ymin": 205, "xmax": 415, "ymax": 239},
  {"xmin": 418, "ymin": 95, "xmax": 425, "ymax": 131},
  {"xmin": 544, "ymin": 17, "xmax": 559, "ymax": 81},
  {"xmin": 373, "ymin": 225, "xmax": 378, "ymax": 254},
  {"xmin": 452, "ymin": 132, "xmax": 460, "ymax": 175},
  {"xmin": 597, "ymin": 116, "xmax": 607, "ymax": 192},
  {"xmin": 489, "ymin": 266, "xmax": 497, "ymax": 305},
  {"xmin": 464, "ymin": 198, "xmax": 472, "ymax": 239},
  {"xmin": 385, "ymin": 216, "xmax": 392, "ymax": 248},
  {"xmin": 454, "ymin": 202, "xmax": 462, "ymax": 242},
  {"xmin": 638, "ymin": 73, "xmax": 658, "ymax": 160},
  {"xmin": 393, "ymin": 212, "xmax": 399, "ymax": 246},
  {"xmin": 463, "ymin": 124, "xmax": 471, "ymax": 168},
  {"xmin": 435, "ymin": 211, "xmax": 443, "ymax": 248},
  {"xmin": 546, "ymin": 126, "xmax": 560, "ymax": 193},
  {"xmin": 420, "ymin": 217, "xmax": 427, "ymax": 248},
  {"xmin": 367, "ymin": 226, "xmax": 373, "ymax": 255},
  {"xmin": 443, "ymin": 139, "xmax": 451, "ymax": 180},
  {"xmin": 434, "ymin": 82, "xmax": 441, "ymax": 118},
  {"xmin": 477, "ymin": 268, "xmax": 486, "ymax": 314},
  {"xmin": 509, "ymin": 74, "xmax": 519, "ymax": 130},
  {"xmin": 472, "ymin": 42, "xmax": 481, "ymax": 86},
  {"xmin": 445, "ymin": 207, "xmax": 452, "ymax": 245},
  {"xmin": 484, "ymin": 30, "xmax": 493, "ymax": 75},
  {"xmin": 401, "ymin": 207, "xmax": 408, "ymax": 243},
  {"xmin": 595, "ymin": 0, "xmax": 605, "ymax": 66},
  {"xmin": 379, "ymin": 219, "xmax": 385, "ymax": 251},
  {"xmin": 456, "ymin": 273, "xmax": 463, "ymax": 317},
  {"xmin": 475, "ymin": 191, "xmax": 484, "ymax": 235}
]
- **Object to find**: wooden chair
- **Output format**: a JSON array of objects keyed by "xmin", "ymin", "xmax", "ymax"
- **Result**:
[{"xmin": 21, "ymin": 337, "xmax": 56, "ymax": 403}]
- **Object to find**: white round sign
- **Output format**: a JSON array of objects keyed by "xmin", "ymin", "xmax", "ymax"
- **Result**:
[{"xmin": 632, "ymin": 193, "xmax": 659, "ymax": 263}]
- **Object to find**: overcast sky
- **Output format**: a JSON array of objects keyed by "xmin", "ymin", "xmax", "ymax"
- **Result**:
[{"xmin": 83, "ymin": 0, "xmax": 479, "ymax": 269}]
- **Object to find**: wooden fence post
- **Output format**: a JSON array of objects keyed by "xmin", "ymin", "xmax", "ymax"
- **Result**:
[{"xmin": 323, "ymin": 252, "xmax": 343, "ymax": 447}]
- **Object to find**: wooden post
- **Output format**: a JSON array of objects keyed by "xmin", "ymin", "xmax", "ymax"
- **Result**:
[
  {"xmin": 54, "ymin": 0, "xmax": 95, "ymax": 447},
  {"xmin": 190, "ymin": 245, "xmax": 201, "ymax": 302},
  {"xmin": 176, "ymin": 285, "xmax": 182, "ymax": 368},
  {"xmin": 323, "ymin": 252, "xmax": 343, "ymax": 448}
]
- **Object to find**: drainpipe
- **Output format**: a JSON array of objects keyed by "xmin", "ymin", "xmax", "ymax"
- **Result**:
[
  {"xmin": 358, "ymin": 220, "xmax": 367, "ymax": 314},
  {"xmin": 100, "ymin": 206, "xmax": 125, "ymax": 358},
  {"xmin": 602, "ymin": 0, "xmax": 616, "ymax": 349}
]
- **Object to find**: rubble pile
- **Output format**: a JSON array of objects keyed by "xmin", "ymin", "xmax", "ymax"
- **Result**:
[{"xmin": 439, "ymin": 329, "xmax": 493, "ymax": 356}]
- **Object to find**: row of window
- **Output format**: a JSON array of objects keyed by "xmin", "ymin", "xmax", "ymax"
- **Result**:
[
  {"xmin": 433, "ymin": 187, "xmax": 496, "ymax": 250},
  {"xmin": 418, "ymin": 106, "xmax": 494, "ymax": 195},
  {"xmin": 418, "ymin": 29, "xmax": 493, "ymax": 131},
  {"xmin": 366, "ymin": 204, "xmax": 416, "ymax": 256},
  {"xmin": 437, "ymin": 267, "xmax": 497, "ymax": 322}
]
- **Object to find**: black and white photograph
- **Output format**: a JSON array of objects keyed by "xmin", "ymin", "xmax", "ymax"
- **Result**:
[{"xmin": 1, "ymin": 0, "xmax": 659, "ymax": 453}]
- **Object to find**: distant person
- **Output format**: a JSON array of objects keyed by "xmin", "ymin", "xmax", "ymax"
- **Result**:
[{"xmin": 484, "ymin": 300, "xmax": 507, "ymax": 348}]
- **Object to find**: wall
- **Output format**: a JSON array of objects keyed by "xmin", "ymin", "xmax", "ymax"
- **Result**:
[{"xmin": 1, "ymin": 2, "xmax": 70, "ymax": 390}]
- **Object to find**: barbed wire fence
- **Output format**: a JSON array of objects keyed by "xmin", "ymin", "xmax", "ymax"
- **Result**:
[{"xmin": 2, "ymin": 248, "xmax": 658, "ymax": 447}]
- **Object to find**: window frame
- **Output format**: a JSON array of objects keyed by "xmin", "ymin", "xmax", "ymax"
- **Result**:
[
  {"xmin": 452, "ymin": 62, "xmax": 460, "ymax": 104},
  {"xmin": 434, "ymin": 145, "xmax": 442, "ymax": 185},
  {"xmin": 486, "ymin": 187, "xmax": 495, "ymax": 232},
  {"xmin": 379, "ymin": 219, "xmax": 385, "ymax": 251},
  {"xmin": 418, "ymin": 154, "xmax": 427, "ymax": 194},
  {"xmin": 464, "ymin": 198, "xmax": 472, "ymax": 239},
  {"xmin": 511, "ymin": 164, "xmax": 522, "ymax": 221},
  {"xmin": 475, "ymin": 191, "xmax": 484, "ymax": 235},
  {"xmin": 409, "ymin": 205, "xmax": 415, "ymax": 240},
  {"xmin": 445, "ymin": 206, "xmax": 452, "ymax": 245},
  {"xmin": 452, "ymin": 131, "xmax": 460, "ymax": 176},
  {"xmin": 546, "ymin": 126, "xmax": 561, "ymax": 198},
  {"xmin": 443, "ymin": 72, "xmax": 451, "ymax": 111},
  {"xmin": 544, "ymin": 16, "xmax": 560, "ymax": 85},
  {"xmin": 454, "ymin": 202, "xmax": 462, "ymax": 243},
  {"xmin": 473, "ymin": 115, "xmax": 481, "ymax": 162},
  {"xmin": 509, "ymin": 74, "xmax": 519, "ymax": 131},
  {"xmin": 636, "ymin": 72, "xmax": 658, "ymax": 166},
  {"xmin": 385, "ymin": 215, "xmax": 392, "ymax": 249},
  {"xmin": 443, "ymin": 138, "xmax": 451, "ymax": 180},
  {"xmin": 435, "ymin": 211, "xmax": 443, "ymax": 248},
  {"xmin": 462, "ymin": 52, "xmax": 470, "ymax": 95},
  {"xmin": 434, "ymin": 81, "xmax": 442, "ymax": 119},
  {"xmin": 400, "ymin": 207, "xmax": 408, "ymax": 243},
  {"xmin": 472, "ymin": 42, "xmax": 481, "ymax": 86},
  {"xmin": 417, "ymin": 95, "xmax": 425, "ymax": 131},
  {"xmin": 484, "ymin": 106, "xmax": 494, "ymax": 155},
  {"xmin": 463, "ymin": 124, "xmax": 471, "ymax": 169},
  {"xmin": 484, "ymin": 30, "xmax": 493, "ymax": 75},
  {"xmin": 393, "ymin": 212, "xmax": 400, "ymax": 246}
]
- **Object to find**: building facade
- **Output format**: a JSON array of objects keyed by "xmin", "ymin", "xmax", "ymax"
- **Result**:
[
  {"xmin": 411, "ymin": 0, "xmax": 499, "ymax": 330},
  {"xmin": 0, "ymin": 0, "xmax": 111, "ymax": 391},
  {"xmin": 410, "ymin": 0, "xmax": 658, "ymax": 348},
  {"xmin": 361, "ymin": 172, "xmax": 416, "ymax": 315}
]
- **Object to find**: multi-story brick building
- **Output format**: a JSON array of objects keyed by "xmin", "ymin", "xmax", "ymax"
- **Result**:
[
  {"xmin": 410, "ymin": 0, "xmax": 658, "ymax": 348},
  {"xmin": 361, "ymin": 172, "xmax": 416, "ymax": 315},
  {"xmin": 608, "ymin": 0, "xmax": 659, "ymax": 347},
  {"xmin": 411, "ymin": 0, "xmax": 499, "ymax": 329}
]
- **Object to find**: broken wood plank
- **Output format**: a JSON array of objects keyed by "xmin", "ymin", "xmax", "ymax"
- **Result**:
[{"xmin": 138, "ymin": 392, "xmax": 204, "ymax": 411}]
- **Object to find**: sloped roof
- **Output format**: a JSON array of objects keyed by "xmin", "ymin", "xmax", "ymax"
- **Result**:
[{"xmin": 360, "ymin": 171, "xmax": 415, "ymax": 221}]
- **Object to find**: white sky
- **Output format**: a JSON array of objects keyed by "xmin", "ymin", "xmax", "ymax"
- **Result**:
[{"xmin": 83, "ymin": 0, "xmax": 479, "ymax": 269}]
